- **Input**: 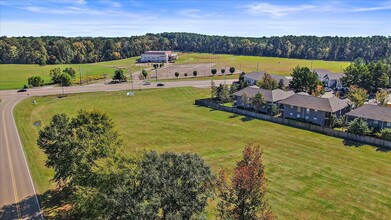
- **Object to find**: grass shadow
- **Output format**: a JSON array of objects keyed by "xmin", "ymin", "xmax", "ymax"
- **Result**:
[
  {"xmin": 343, "ymin": 139, "xmax": 391, "ymax": 152},
  {"xmin": 240, "ymin": 116, "xmax": 254, "ymax": 122},
  {"xmin": 229, "ymin": 114, "xmax": 239, "ymax": 118},
  {"xmin": 343, "ymin": 139, "xmax": 364, "ymax": 147}
]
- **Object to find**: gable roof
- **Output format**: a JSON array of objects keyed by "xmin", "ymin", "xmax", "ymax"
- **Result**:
[
  {"xmin": 314, "ymin": 69, "xmax": 344, "ymax": 80},
  {"xmin": 244, "ymin": 72, "xmax": 292, "ymax": 86},
  {"xmin": 233, "ymin": 86, "xmax": 295, "ymax": 103},
  {"xmin": 279, "ymin": 94, "xmax": 349, "ymax": 112},
  {"xmin": 346, "ymin": 105, "xmax": 391, "ymax": 123}
]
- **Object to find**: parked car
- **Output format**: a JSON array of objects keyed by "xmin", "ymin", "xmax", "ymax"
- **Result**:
[
  {"xmin": 157, "ymin": 83, "xmax": 165, "ymax": 87},
  {"xmin": 324, "ymin": 87, "xmax": 332, "ymax": 92},
  {"xmin": 143, "ymin": 81, "xmax": 151, "ymax": 85},
  {"xmin": 17, "ymin": 88, "xmax": 27, "ymax": 92}
]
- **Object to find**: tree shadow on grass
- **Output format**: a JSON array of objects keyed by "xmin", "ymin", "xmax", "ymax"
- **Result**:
[
  {"xmin": 0, "ymin": 188, "xmax": 74, "ymax": 220},
  {"xmin": 229, "ymin": 114, "xmax": 239, "ymax": 119},
  {"xmin": 343, "ymin": 139, "xmax": 391, "ymax": 152},
  {"xmin": 241, "ymin": 116, "xmax": 254, "ymax": 122}
]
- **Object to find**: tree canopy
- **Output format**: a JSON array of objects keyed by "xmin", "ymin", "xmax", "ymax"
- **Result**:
[
  {"xmin": 1, "ymin": 34, "xmax": 390, "ymax": 64},
  {"xmin": 37, "ymin": 110, "xmax": 122, "ymax": 187},
  {"xmin": 289, "ymin": 66, "xmax": 320, "ymax": 94},
  {"xmin": 217, "ymin": 144, "xmax": 274, "ymax": 220},
  {"xmin": 257, "ymin": 73, "xmax": 278, "ymax": 90}
]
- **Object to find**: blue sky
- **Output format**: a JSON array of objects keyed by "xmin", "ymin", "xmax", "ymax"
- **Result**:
[{"xmin": 0, "ymin": 0, "xmax": 390, "ymax": 37}]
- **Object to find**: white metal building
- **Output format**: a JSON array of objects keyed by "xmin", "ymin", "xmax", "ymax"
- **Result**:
[{"xmin": 140, "ymin": 51, "xmax": 178, "ymax": 63}]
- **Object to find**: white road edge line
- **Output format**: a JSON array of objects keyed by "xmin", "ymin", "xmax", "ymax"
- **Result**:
[{"xmin": 10, "ymin": 98, "xmax": 44, "ymax": 220}]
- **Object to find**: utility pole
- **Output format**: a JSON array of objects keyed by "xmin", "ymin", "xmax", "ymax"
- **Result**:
[
  {"xmin": 79, "ymin": 65, "xmax": 82, "ymax": 85},
  {"xmin": 130, "ymin": 70, "xmax": 133, "ymax": 91},
  {"xmin": 86, "ymin": 69, "xmax": 88, "ymax": 85},
  {"xmin": 155, "ymin": 64, "xmax": 158, "ymax": 81},
  {"xmin": 61, "ymin": 78, "xmax": 64, "ymax": 96},
  {"xmin": 311, "ymin": 59, "xmax": 313, "ymax": 71}
]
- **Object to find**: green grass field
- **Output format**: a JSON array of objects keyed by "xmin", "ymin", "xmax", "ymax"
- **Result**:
[
  {"xmin": 175, "ymin": 53, "xmax": 350, "ymax": 75},
  {"xmin": 1, "ymin": 53, "xmax": 350, "ymax": 90},
  {"xmin": 14, "ymin": 87, "xmax": 391, "ymax": 219},
  {"xmin": 0, "ymin": 57, "xmax": 143, "ymax": 90}
]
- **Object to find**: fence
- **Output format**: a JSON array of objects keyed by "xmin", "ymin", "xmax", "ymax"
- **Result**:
[{"xmin": 195, "ymin": 99, "xmax": 391, "ymax": 149}]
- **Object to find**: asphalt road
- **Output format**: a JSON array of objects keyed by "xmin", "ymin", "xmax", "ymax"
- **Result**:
[{"xmin": 0, "ymin": 79, "xmax": 234, "ymax": 219}]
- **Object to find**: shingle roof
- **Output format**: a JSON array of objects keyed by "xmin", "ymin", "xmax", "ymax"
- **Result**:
[
  {"xmin": 233, "ymin": 86, "xmax": 295, "ymax": 103},
  {"xmin": 346, "ymin": 105, "xmax": 391, "ymax": 123},
  {"xmin": 279, "ymin": 94, "xmax": 349, "ymax": 112},
  {"xmin": 244, "ymin": 72, "xmax": 291, "ymax": 86},
  {"xmin": 314, "ymin": 69, "xmax": 344, "ymax": 80}
]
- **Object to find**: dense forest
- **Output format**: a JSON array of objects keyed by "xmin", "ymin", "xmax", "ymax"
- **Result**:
[{"xmin": 0, "ymin": 33, "xmax": 390, "ymax": 64}]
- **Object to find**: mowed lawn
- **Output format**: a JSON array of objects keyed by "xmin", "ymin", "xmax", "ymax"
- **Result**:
[
  {"xmin": 0, "ymin": 57, "xmax": 143, "ymax": 90},
  {"xmin": 14, "ymin": 87, "xmax": 391, "ymax": 219},
  {"xmin": 1, "ymin": 53, "xmax": 350, "ymax": 90},
  {"xmin": 175, "ymin": 53, "xmax": 350, "ymax": 75}
]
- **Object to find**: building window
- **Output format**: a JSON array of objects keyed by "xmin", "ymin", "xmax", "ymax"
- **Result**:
[
  {"xmin": 305, "ymin": 116, "xmax": 309, "ymax": 120},
  {"xmin": 297, "ymin": 114, "xmax": 300, "ymax": 118},
  {"xmin": 387, "ymin": 122, "xmax": 391, "ymax": 127},
  {"xmin": 297, "ymin": 107, "xmax": 301, "ymax": 112},
  {"xmin": 290, "ymin": 105, "xmax": 293, "ymax": 109},
  {"xmin": 314, "ymin": 117, "xmax": 317, "ymax": 120},
  {"xmin": 306, "ymin": 108, "xmax": 310, "ymax": 113},
  {"xmin": 314, "ymin": 109, "xmax": 318, "ymax": 112},
  {"xmin": 374, "ymin": 120, "xmax": 378, "ymax": 124},
  {"xmin": 290, "ymin": 113, "xmax": 293, "ymax": 116}
]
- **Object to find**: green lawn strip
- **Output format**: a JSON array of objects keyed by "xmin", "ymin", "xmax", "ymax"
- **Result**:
[
  {"xmin": 0, "ymin": 57, "xmax": 142, "ymax": 90},
  {"xmin": 14, "ymin": 87, "xmax": 391, "ymax": 219},
  {"xmin": 1, "ymin": 53, "xmax": 349, "ymax": 90},
  {"xmin": 174, "ymin": 53, "xmax": 350, "ymax": 75}
]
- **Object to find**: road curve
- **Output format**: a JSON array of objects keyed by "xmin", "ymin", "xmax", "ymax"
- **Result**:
[{"xmin": 0, "ymin": 79, "xmax": 234, "ymax": 219}]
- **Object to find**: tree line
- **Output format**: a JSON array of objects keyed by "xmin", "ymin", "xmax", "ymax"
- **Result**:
[
  {"xmin": 1, "ymin": 33, "xmax": 390, "ymax": 64},
  {"xmin": 37, "ymin": 110, "xmax": 275, "ymax": 219}
]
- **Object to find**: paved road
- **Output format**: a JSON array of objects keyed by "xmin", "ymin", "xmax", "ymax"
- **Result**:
[{"xmin": 0, "ymin": 79, "xmax": 234, "ymax": 219}]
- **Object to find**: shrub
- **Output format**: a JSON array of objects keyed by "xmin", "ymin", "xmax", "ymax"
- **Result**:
[
  {"xmin": 347, "ymin": 118, "xmax": 371, "ymax": 135},
  {"xmin": 27, "ymin": 76, "xmax": 44, "ymax": 87},
  {"xmin": 379, "ymin": 128, "xmax": 391, "ymax": 141}
]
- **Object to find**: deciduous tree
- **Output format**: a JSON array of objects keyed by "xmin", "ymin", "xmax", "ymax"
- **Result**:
[
  {"xmin": 27, "ymin": 76, "xmax": 44, "ymax": 87},
  {"xmin": 37, "ymin": 110, "xmax": 122, "ymax": 187},
  {"xmin": 257, "ymin": 73, "xmax": 278, "ymax": 90},
  {"xmin": 229, "ymin": 67, "xmax": 235, "ymax": 74},
  {"xmin": 289, "ymin": 66, "xmax": 320, "ymax": 94},
  {"xmin": 375, "ymin": 90, "xmax": 389, "ymax": 106},
  {"xmin": 347, "ymin": 86, "xmax": 368, "ymax": 108},
  {"xmin": 141, "ymin": 69, "xmax": 148, "ymax": 79},
  {"xmin": 217, "ymin": 144, "xmax": 274, "ymax": 220},
  {"xmin": 211, "ymin": 69, "xmax": 217, "ymax": 76},
  {"xmin": 251, "ymin": 93, "xmax": 266, "ymax": 112},
  {"xmin": 112, "ymin": 68, "xmax": 127, "ymax": 82}
]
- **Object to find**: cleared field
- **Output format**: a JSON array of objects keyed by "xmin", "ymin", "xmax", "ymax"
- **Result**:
[
  {"xmin": 175, "ymin": 53, "xmax": 350, "ymax": 75},
  {"xmin": 14, "ymin": 87, "xmax": 391, "ymax": 219},
  {"xmin": 0, "ymin": 57, "xmax": 143, "ymax": 90},
  {"xmin": 1, "ymin": 53, "xmax": 349, "ymax": 90}
]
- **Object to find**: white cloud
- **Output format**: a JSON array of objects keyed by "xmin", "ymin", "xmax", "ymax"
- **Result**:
[
  {"xmin": 244, "ymin": 2, "xmax": 316, "ymax": 17},
  {"xmin": 352, "ymin": 1, "xmax": 391, "ymax": 12},
  {"xmin": 99, "ymin": 0, "xmax": 122, "ymax": 8},
  {"xmin": 178, "ymin": 9, "xmax": 204, "ymax": 19}
]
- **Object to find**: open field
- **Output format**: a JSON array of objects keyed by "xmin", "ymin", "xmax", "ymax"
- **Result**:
[
  {"xmin": 0, "ymin": 57, "xmax": 144, "ymax": 90},
  {"xmin": 14, "ymin": 87, "xmax": 391, "ymax": 219},
  {"xmin": 175, "ymin": 53, "xmax": 350, "ymax": 75},
  {"xmin": 1, "ymin": 53, "xmax": 350, "ymax": 90}
]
